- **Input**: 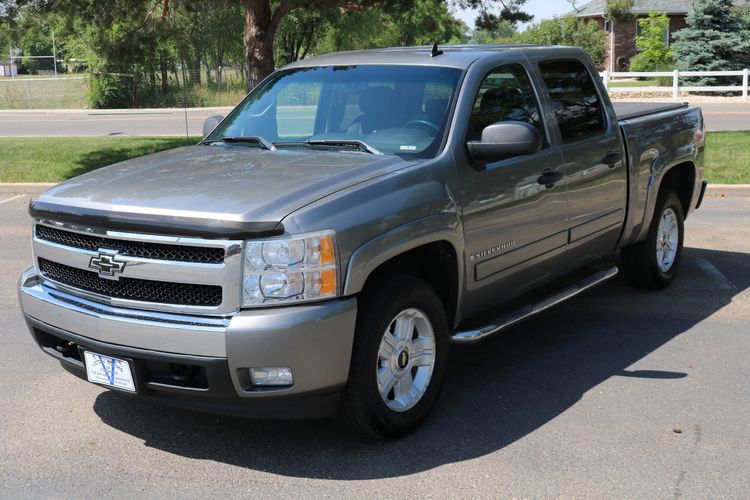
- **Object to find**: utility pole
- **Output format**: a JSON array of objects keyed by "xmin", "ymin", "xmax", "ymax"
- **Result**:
[{"xmin": 52, "ymin": 30, "xmax": 58, "ymax": 77}]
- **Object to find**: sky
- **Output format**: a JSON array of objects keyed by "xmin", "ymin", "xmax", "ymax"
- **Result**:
[{"xmin": 452, "ymin": 0, "xmax": 578, "ymax": 31}]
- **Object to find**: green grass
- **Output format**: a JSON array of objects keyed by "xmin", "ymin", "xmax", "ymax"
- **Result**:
[
  {"xmin": 0, "ymin": 136, "xmax": 199, "ymax": 182},
  {"xmin": 0, "ymin": 132, "xmax": 748, "ymax": 184},
  {"xmin": 704, "ymin": 131, "xmax": 750, "ymax": 184},
  {"xmin": 608, "ymin": 79, "xmax": 663, "ymax": 88}
]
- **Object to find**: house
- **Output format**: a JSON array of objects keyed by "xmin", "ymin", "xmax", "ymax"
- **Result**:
[
  {"xmin": 0, "ymin": 61, "xmax": 18, "ymax": 77},
  {"xmin": 574, "ymin": 0, "xmax": 746, "ymax": 71}
]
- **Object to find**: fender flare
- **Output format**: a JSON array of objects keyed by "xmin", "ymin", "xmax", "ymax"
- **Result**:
[
  {"xmin": 636, "ymin": 156, "xmax": 696, "ymax": 242},
  {"xmin": 343, "ymin": 213, "xmax": 464, "ymax": 303}
]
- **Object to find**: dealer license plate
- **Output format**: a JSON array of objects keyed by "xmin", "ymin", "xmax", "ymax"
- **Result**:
[{"xmin": 84, "ymin": 351, "xmax": 136, "ymax": 392}]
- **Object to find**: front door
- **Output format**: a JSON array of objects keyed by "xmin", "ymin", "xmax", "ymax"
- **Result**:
[{"xmin": 457, "ymin": 63, "xmax": 568, "ymax": 318}]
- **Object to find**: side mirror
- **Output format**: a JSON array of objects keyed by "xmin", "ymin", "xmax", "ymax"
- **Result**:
[
  {"xmin": 202, "ymin": 115, "xmax": 225, "ymax": 137},
  {"xmin": 466, "ymin": 121, "xmax": 542, "ymax": 162}
]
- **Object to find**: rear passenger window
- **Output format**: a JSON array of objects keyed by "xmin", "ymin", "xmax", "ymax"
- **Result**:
[
  {"xmin": 468, "ymin": 64, "xmax": 544, "ymax": 142},
  {"xmin": 539, "ymin": 60, "xmax": 605, "ymax": 143}
]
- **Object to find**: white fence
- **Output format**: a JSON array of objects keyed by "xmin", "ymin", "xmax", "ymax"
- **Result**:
[{"xmin": 600, "ymin": 70, "xmax": 750, "ymax": 101}]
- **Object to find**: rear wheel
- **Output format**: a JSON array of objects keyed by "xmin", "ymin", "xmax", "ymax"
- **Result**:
[
  {"xmin": 622, "ymin": 189, "xmax": 685, "ymax": 289},
  {"xmin": 337, "ymin": 274, "xmax": 449, "ymax": 439}
]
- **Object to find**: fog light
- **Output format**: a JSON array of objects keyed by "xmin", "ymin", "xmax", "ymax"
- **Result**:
[{"xmin": 249, "ymin": 367, "xmax": 293, "ymax": 386}]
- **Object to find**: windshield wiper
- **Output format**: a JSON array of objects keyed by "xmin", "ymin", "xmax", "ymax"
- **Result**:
[
  {"xmin": 275, "ymin": 139, "xmax": 382, "ymax": 155},
  {"xmin": 200, "ymin": 135, "xmax": 277, "ymax": 151},
  {"xmin": 306, "ymin": 139, "xmax": 382, "ymax": 155}
]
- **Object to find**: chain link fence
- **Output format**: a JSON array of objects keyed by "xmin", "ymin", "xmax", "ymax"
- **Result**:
[{"xmin": 0, "ymin": 67, "xmax": 248, "ymax": 110}]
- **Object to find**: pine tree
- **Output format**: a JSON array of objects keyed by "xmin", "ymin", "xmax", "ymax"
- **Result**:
[{"xmin": 672, "ymin": 0, "xmax": 750, "ymax": 86}]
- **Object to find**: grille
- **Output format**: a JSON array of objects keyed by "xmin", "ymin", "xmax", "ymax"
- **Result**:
[
  {"xmin": 38, "ymin": 258, "xmax": 222, "ymax": 307},
  {"xmin": 36, "ymin": 225, "xmax": 225, "ymax": 264}
]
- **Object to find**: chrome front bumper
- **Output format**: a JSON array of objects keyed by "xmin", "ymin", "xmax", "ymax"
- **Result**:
[{"xmin": 19, "ymin": 266, "xmax": 357, "ymax": 404}]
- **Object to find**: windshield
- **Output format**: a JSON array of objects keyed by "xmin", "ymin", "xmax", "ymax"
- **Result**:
[{"xmin": 206, "ymin": 65, "xmax": 463, "ymax": 158}]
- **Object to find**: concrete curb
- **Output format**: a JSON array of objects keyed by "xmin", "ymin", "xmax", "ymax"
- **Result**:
[
  {"xmin": 3, "ymin": 183, "xmax": 750, "ymax": 197},
  {"xmin": 706, "ymin": 184, "xmax": 750, "ymax": 197}
]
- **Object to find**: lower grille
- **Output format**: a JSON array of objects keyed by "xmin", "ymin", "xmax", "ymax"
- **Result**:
[{"xmin": 38, "ymin": 258, "xmax": 222, "ymax": 307}]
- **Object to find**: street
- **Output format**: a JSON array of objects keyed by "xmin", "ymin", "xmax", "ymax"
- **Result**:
[
  {"xmin": 0, "ymin": 101, "xmax": 748, "ymax": 137},
  {"xmin": 1, "ymin": 192, "xmax": 748, "ymax": 497}
]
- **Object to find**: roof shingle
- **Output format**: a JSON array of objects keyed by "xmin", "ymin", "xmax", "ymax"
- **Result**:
[{"xmin": 574, "ymin": 0, "xmax": 747, "ymax": 17}]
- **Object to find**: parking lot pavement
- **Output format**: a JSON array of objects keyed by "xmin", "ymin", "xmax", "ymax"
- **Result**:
[{"xmin": 1, "ymin": 193, "xmax": 748, "ymax": 498}]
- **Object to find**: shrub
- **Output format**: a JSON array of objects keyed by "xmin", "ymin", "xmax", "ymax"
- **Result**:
[{"xmin": 88, "ymin": 74, "xmax": 133, "ymax": 109}]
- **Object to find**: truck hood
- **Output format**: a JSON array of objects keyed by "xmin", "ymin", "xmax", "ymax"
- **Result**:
[{"xmin": 31, "ymin": 145, "xmax": 413, "ymax": 238}]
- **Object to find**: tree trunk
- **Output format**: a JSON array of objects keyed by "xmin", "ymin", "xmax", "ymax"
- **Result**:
[
  {"xmin": 160, "ymin": 62, "xmax": 168, "ymax": 94},
  {"xmin": 193, "ymin": 52, "xmax": 202, "ymax": 84},
  {"xmin": 244, "ymin": 0, "xmax": 276, "ymax": 92}
]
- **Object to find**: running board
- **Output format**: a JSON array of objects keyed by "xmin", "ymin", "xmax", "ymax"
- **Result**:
[{"xmin": 450, "ymin": 266, "xmax": 619, "ymax": 344}]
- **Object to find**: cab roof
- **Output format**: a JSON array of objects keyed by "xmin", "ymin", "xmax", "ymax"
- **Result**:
[{"xmin": 283, "ymin": 44, "xmax": 579, "ymax": 71}]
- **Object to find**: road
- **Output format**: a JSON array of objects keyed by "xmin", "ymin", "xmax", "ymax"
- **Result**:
[
  {"xmin": 0, "ymin": 102, "xmax": 747, "ymax": 137},
  {"xmin": 0, "ymin": 192, "xmax": 748, "ymax": 497}
]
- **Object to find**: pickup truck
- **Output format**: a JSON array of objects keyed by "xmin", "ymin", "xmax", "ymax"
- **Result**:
[{"xmin": 18, "ymin": 44, "xmax": 707, "ymax": 438}]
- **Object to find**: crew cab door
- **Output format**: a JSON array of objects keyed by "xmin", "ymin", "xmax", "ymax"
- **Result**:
[
  {"xmin": 536, "ymin": 59, "xmax": 628, "ymax": 264},
  {"xmin": 455, "ymin": 62, "xmax": 568, "ymax": 319}
]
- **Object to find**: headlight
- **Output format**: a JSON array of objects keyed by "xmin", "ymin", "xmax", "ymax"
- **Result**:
[{"xmin": 242, "ymin": 230, "xmax": 338, "ymax": 307}]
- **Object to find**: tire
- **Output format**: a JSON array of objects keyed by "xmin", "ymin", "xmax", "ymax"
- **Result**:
[
  {"xmin": 337, "ymin": 273, "xmax": 449, "ymax": 439},
  {"xmin": 621, "ymin": 189, "xmax": 685, "ymax": 289}
]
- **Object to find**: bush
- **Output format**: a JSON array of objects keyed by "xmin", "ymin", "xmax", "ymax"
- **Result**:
[
  {"xmin": 629, "ymin": 12, "xmax": 673, "ymax": 72},
  {"xmin": 88, "ymin": 74, "xmax": 133, "ymax": 109},
  {"xmin": 519, "ymin": 16, "xmax": 607, "ymax": 67}
]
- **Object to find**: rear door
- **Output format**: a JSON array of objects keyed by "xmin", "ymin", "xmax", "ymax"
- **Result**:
[
  {"xmin": 536, "ymin": 59, "xmax": 628, "ymax": 264},
  {"xmin": 456, "ymin": 62, "xmax": 568, "ymax": 318}
]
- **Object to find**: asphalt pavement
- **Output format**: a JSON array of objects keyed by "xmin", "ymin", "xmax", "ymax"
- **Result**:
[
  {"xmin": 0, "ymin": 102, "xmax": 747, "ymax": 137},
  {"xmin": 0, "ymin": 193, "xmax": 749, "ymax": 498}
]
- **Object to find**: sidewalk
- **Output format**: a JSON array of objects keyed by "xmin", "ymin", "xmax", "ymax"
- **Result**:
[{"xmin": 0, "ymin": 106, "xmax": 234, "ymax": 115}]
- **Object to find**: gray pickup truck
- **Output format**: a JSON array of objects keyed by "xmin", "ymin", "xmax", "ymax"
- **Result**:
[{"xmin": 19, "ymin": 44, "xmax": 706, "ymax": 438}]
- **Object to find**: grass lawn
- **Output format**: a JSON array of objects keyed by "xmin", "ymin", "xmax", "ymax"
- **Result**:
[
  {"xmin": 0, "ymin": 136, "xmax": 199, "ymax": 183},
  {"xmin": 0, "ymin": 132, "xmax": 748, "ymax": 184},
  {"xmin": 608, "ymin": 78, "xmax": 665, "ymax": 88},
  {"xmin": 704, "ymin": 131, "xmax": 750, "ymax": 184}
]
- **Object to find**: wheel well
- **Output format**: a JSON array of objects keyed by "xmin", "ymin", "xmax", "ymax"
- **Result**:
[
  {"xmin": 361, "ymin": 242, "xmax": 459, "ymax": 326},
  {"xmin": 659, "ymin": 162, "xmax": 696, "ymax": 216}
]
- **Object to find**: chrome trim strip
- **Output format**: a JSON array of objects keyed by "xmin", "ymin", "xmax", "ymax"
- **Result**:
[
  {"xmin": 451, "ymin": 267, "xmax": 618, "ymax": 344},
  {"xmin": 20, "ymin": 270, "xmax": 229, "ymax": 357},
  {"xmin": 33, "ymin": 219, "xmax": 243, "ymax": 316}
]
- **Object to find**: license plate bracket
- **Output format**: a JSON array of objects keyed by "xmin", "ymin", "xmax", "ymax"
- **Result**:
[{"xmin": 83, "ymin": 351, "xmax": 137, "ymax": 393}]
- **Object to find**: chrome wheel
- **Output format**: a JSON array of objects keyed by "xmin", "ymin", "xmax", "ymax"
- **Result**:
[
  {"xmin": 656, "ymin": 207, "xmax": 679, "ymax": 273},
  {"xmin": 376, "ymin": 308, "xmax": 436, "ymax": 412}
]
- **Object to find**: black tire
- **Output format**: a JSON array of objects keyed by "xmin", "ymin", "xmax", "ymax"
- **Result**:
[
  {"xmin": 621, "ymin": 189, "xmax": 685, "ymax": 289},
  {"xmin": 337, "ymin": 273, "xmax": 449, "ymax": 439}
]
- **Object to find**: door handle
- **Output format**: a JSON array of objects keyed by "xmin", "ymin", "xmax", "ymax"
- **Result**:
[
  {"xmin": 602, "ymin": 151, "xmax": 622, "ymax": 168},
  {"xmin": 537, "ymin": 169, "xmax": 563, "ymax": 188}
]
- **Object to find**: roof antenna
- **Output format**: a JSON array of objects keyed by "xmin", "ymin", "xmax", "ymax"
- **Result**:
[{"xmin": 430, "ymin": 43, "xmax": 443, "ymax": 58}]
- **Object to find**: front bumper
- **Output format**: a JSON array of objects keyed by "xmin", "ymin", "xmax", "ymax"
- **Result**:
[{"xmin": 18, "ymin": 266, "xmax": 358, "ymax": 419}]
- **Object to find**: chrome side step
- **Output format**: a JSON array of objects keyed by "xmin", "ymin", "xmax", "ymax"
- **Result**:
[{"xmin": 450, "ymin": 266, "xmax": 619, "ymax": 344}]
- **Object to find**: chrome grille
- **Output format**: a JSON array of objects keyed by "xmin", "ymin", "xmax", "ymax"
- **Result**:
[
  {"xmin": 36, "ymin": 224, "xmax": 225, "ymax": 264},
  {"xmin": 38, "ymin": 258, "xmax": 223, "ymax": 307}
]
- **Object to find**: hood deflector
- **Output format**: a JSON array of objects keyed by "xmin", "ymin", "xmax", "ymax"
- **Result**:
[{"xmin": 29, "ymin": 200, "xmax": 284, "ymax": 239}]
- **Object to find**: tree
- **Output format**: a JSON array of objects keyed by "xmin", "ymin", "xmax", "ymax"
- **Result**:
[
  {"xmin": 629, "ymin": 12, "xmax": 673, "ymax": 72},
  {"xmin": 518, "ymin": 15, "xmax": 607, "ymax": 67},
  {"xmin": 672, "ymin": 0, "xmax": 750, "ymax": 84},
  {"xmin": 604, "ymin": 0, "xmax": 634, "ymax": 72}
]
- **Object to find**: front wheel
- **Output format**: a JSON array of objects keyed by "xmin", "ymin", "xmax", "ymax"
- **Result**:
[
  {"xmin": 621, "ymin": 189, "xmax": 685, "ymax": 289},
  {"xmin": 337, "ymin": 274, "xmax": 449, "ymax": 439}
]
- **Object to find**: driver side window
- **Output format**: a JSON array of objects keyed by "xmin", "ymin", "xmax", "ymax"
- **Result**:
[{"xmin": 469, "ymin": 64, "xmax": 544, "ymax": 142}]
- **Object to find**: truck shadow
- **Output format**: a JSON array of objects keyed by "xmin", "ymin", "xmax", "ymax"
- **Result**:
[{"xmin": 93, "ymin": 246, "xmax": 749, "ymax": 480}]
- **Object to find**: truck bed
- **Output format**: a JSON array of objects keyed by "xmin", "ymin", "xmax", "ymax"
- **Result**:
[{"xmin": 613, "ymin": 102, "xmax": 688, "ymax": 121}]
